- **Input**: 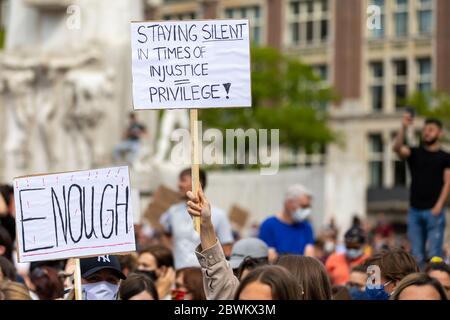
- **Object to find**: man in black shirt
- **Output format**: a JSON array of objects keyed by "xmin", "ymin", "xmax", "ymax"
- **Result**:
[
  {"xmin": 394, "ymin": 112, "xmax": 450, "ymax": 268},
  {"xmin": 113, "ymin": 113, "xmax": 147, "ymax": 164}
]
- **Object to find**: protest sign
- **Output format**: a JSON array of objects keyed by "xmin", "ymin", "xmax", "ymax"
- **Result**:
[
  {"xmin": 14, "ymin": 166, "xmax": 136, "ymax": 263},
  {"xmin": 144, "ymin": 185, "xmax": 181, "ymax": 229},
  {"xmin": 130, "ymin": 19, "xmax": 252, "ymax": 110},
  {"xmin": 130, "ymin": 19, "xmax": 253, "ymax": 232}
]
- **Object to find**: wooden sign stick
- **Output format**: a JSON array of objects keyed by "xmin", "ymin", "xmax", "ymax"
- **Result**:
[
  {"xmin": 74, "ymin": 258, "xmax": 83, "ymax": 300},
  {"xmin": 190, "ymin": 109, "xmax": 201, "ymax": 233}
]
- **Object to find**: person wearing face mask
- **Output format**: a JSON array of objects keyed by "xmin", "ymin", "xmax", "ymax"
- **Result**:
[
  {"xmin": 346, "ymin": 265, "xmax": 368, "ymax": 300},
  {"xmin": 325, "ymin": 226, "xmax": 370, "ymax": 286},
  {"xmin": 363, "ymin": 248, "xmax": 419, "ymax": 300},
  {"xmin": 136, "ymin": 245, "xmax": 176, "ymax": 300},
  {"xmin": 79, "ymin": 255, "xmax": 126, "ymax": 300},
  {"xmin": 259, "ymin": 184, "xmax": 315, "ymax": 258}
]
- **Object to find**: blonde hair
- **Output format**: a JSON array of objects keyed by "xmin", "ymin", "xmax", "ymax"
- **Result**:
[{"xmin": 0, "ymin": 281, "xmax": 32, "ymax": 300}]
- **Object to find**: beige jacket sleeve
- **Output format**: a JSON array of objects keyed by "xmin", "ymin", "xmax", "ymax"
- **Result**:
[{"xmin": 195, "ymin": 240, "xmax": 240, "ymax": 300}]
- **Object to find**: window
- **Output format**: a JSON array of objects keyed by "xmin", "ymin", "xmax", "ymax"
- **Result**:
[
  {"xmin": 224, "ymin": 5, "xmax": 263, "ymax": 45},
  {"xmin": 394, "ymin": 59, "xmax": 408, "ymax": 77},
  {"xmin": 369, "ymin": 62, "xmax": 384, "ymax": 111},
  {"xmin": 306, "ymin": 20, "xmax": 314, "ymax": 42},
  {"xmin": 370, "ymin": 0, "xmax": 385, "ymax": 38},
  {"xmin": 320, "ymin": 20, "xmax": 328, "ymax": 41},
  {"xmin": 291, "ymin": 22, "xmax": 300, "ymax": 43},
  {"xmin": 371, "ymin": 87, "xmax": 384, "ymax": 111},
  {"xmin": 371, "ymin": 62, "xmax": 384, "ymax": 78},
  {"xmin": 394, "ymin": 0, "xmax": 408, "ymax": 37},
  {"xmin": 370, "ymin": 134, "xmax": 383, "ymax": 152},
  {"xmin": 290, "ymin": 1, "xmax": 300, "ymax": 15},
  {"xmin": 287, "ymin": 0, "xmax": 330, "ymax": 46},
  {"xmin": 393, "ymin": 59, "xmax": 408, "ymax": 109},
  {"xmin": 417, "ymin": 57, "xmax": 432, "ymax": 93},
  {"xmin": 320, "ymin": 0, "xmax": 328, "ymax": 12},
  {"xmin": 306, "ymin": 0, "xmax": 314, "ymax": 13},
  {"xmin": 394, "ymin": 85, "xmax": 408, "ymax": 108},
  {"xmin": 163, "ymin": 12, "xmax": 197, "ymax": 20},
  {"xmin": 312, "ymin": 65, "xmax": 329, "ymax": 109},
  {"xmin": 417, "ymin": 0, "xmax": 433, "ymax": 34},
  {"xmin": 368, "ymin": 134, "xmax": 384, "ymax": 188}
]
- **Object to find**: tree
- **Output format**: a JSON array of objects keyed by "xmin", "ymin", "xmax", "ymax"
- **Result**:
[
  {"xmin": 200, "ymin": 46, "xmax": 337, "ymax": 153},
  {"xmin": 0, "ymin": 0, "xmax": 4, "ymax": 50},
  {"xmin": 0, "ymin": 29, "xmax": 4, "ymax": 50},
  {"xmin": 405, "ymin": 91, "xmax": 450, "ymax": 130}
]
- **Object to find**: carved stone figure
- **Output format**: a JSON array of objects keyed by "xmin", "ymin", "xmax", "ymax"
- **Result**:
[{"xmin": 0, "ymin": 0, "xmax": 146, "ymax": 182}]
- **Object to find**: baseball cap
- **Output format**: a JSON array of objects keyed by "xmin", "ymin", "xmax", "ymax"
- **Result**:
[
  {"xmin": 344, "ymin": 227, "xmax": 366, "ymax": 245},
  {"xmin": 80, "ymin": 255, "xmax": 126, "ymax": 280},
  {"xmin": 229, "ymin": 238, "xmax": 268, "ymax": 270}
]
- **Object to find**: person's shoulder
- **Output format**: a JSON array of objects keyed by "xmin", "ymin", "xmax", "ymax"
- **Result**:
[
  {"xmin": 302, "ymin": 220, "xmax": 314, "ymax": 228},
  {"xmin": 325, "ymin": 252, "xmax": 341, "ymax": 266},
  {"xmin": 261, "ymin": 216, "xmax": 278, "ymax": 226},
  {"xmin": 439, "ymin": 148, "xmax": 450, "ymax": 156}
]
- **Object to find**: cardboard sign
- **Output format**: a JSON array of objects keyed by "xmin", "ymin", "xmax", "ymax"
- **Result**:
[
  {"xmin": 143, "ymin": 185, "xmax": 181, "ymax": 229},
  {"xmin": 130, "ymin": 19, "xmax": 252, "ymax": 110},
  {"xmin": 14, "ymin": 167, "xmax": 136, "ymax": 262},
  {"xmin": 229, "ymin": 204, "xmax": 250, "ymax": 230}
]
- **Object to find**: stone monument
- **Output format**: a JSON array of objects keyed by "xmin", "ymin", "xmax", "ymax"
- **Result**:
[{"xmin": 0, "ymin": 0, "xmax": 171, "ymax": 186}]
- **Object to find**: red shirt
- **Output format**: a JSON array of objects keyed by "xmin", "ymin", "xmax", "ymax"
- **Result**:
[{"xmin": 325, "ymin": 252, "xmax": 369, "ymax": 285}]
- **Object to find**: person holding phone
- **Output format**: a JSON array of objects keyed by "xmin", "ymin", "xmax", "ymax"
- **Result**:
[{"xmin": 393, "ymin": 110, "xmax": 450, "ymax": 269}]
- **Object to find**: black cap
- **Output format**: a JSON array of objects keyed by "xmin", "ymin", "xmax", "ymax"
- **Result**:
[
  {"xmin": 80, "ymin": 255, "xmax": 126, "ymax": 280},
  {"xmin": 344, "ymin": 227, "xmax": 366, "ymax": 244}
]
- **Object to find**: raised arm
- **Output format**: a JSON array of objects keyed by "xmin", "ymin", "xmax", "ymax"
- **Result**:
[
  {"xmin": 186, "ymin": 187, "xmax": 239, "ymax": 300},
  {"xmin": 393, "ymin": 112, "xmax": 413, "ymax": 159},
  {"xmin": 186, "ymin": 188, "xmax": 216, "ymax": 250}
]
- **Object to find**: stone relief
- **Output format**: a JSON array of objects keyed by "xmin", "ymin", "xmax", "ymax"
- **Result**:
[{"xmin": 0, "ymin": 46, "xmax": 115, "ymax": 179}]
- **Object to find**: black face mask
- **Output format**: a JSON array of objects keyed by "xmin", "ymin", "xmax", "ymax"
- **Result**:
[{"xmin": 136, "ymin": 270, "xmax": 157, "ymax": 282}]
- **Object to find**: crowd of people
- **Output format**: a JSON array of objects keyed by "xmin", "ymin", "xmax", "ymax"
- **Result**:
[{"xmin": 0, "ymin": 113, "xmax": 450, "ymax": 300}]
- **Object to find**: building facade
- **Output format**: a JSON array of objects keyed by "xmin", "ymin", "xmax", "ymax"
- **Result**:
[
  {"xmin": 1, "ymin": 0, "xmax": 449, "ymax": 233},
  {"xmin": 144, "ymin": 0, "xmax": 450, "ymax": 231}
]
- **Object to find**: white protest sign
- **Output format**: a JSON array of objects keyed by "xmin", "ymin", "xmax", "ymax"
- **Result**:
[
  {"xmin": 14, "ymin": 166, "xmax": 136, "ymax": 262},
  {"xmin": 130, "ymin": 19, "xmax": 252, "ymax": 109}
]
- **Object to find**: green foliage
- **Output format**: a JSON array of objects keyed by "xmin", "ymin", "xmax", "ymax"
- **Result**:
[
  {"xmin": 0, "ymin": 28, "xmax": 4, "ymax": 50},
  {"xmin": 406, "ymin": 91, "xmax": 450, "ymax": 129},
  {"xmin": 200, "ymin": 46, "xmax": 337, "ymax": 151}
]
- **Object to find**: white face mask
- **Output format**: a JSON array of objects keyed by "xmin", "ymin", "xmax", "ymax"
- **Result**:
[
  {"xmin": 324, "ymin": 241, "xmax": 335, "ymax": 253},
  {"xmin": 82, "ymin": 281, "xmax": 119, "ymax": 300},
  {"xmin": 346, "ymin": 248, "xmax": 363, "ymax": 260},
  {"xmin": 293, "ymin": 207, "xmax": 312, "ymax": 222}
]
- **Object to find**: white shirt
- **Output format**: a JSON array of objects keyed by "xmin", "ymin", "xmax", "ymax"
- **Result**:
[{"xmin": 160, "ymin": 202, "xmax": 234, "ymax": 270}]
